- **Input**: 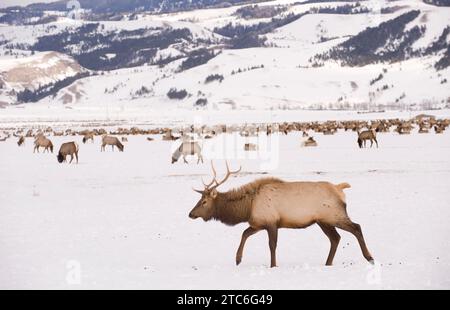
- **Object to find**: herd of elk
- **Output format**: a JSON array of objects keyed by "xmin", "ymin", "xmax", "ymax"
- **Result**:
[{"xmin": 189, "ymin": 161, "xmax": 375, "ymax": 267}]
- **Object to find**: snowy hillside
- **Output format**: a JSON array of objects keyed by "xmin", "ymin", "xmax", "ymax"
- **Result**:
[
  {"xmin": 0, "ymin": 0, "xmax": 449, "ymax": 120},
  {"xmin": 0, "ymin": 51, "xmax": 86, "ymax": 106}
]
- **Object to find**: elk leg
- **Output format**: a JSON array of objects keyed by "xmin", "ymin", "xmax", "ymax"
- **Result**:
[
  {"xmin": 69, "ymin": 154, "xmax": 74, "ymax": 164},
  {"xmin": 370, "ymin": 139, "xmax": 374, "ymax": 148},
  {"xmin": 236, "ymin": 227, "xmax": 260, "ymax": 266},
  {"xmin": 267, "ymin": 226, "xmax": 278, "ymax": 268},
  {"xmin": 374, "ymin": 138, "xmax": 379, "ymax": 148},
  {"xmin": 183, "ymin": 155, "xmax": 188, "ymax": 164},
  {"xmin": 318, "ymin": 223, "xmax": 341, "ymax": 266},
  {"xmin": 75, "ymin": 152, "xmax": 78, "ymax": 164},
  {"xmin": 337, "ymin": 220, "xmax": 374, "ymax": 264}
]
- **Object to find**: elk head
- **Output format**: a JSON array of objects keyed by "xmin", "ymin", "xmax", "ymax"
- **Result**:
[{"xmin": 189, "ymin": 161, "xmax": 241, "ymax": 221}]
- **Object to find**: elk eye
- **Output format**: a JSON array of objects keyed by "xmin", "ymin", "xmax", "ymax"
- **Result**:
[{"xmin": 202, "ymin": 201, "xmax": 207, "ymax": 206}]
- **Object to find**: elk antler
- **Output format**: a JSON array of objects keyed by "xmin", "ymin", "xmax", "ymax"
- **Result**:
[
  {"xmin": 199, "ymin": 161, "xmax": 241, "ymax": 192},
  {"xmin": 211, "ymin": 161, "xmax": 241, "ymax": 190},
  {"xmin": 202, "ymin": 160, "xmax": 218, "ymax": 189}
]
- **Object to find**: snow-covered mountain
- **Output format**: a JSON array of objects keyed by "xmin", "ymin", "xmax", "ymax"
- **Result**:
[
  {"xmin": 0, "ymin": 51, "xmax": 86, "ymax": 107},
  {"xmin": 0, "ymin": 0, "xmax": 449, "ymax": 116}
]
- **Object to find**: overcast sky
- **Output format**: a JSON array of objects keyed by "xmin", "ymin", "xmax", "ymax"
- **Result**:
[{"xmin": 0, "ymin": 0, "xmax": 56, "ymax": 8}]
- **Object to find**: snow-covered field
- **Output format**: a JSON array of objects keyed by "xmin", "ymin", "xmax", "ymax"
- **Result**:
[{"xmin": 1, "ymin": 129, "xmax": 449, "ymax": 289}]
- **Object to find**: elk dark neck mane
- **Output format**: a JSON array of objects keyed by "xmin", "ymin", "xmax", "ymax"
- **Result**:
[{"xmin": 213, "ymin": 177, "xmax": 284, "ymax": 226}]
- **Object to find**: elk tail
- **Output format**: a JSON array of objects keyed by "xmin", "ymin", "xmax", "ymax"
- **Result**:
[{"xmin": 336, "ymin": 183, "xmax": 351, "ymax": 191}]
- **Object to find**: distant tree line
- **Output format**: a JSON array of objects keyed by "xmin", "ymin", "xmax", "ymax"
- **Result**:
[
  {"xmin": 234, "ymin": 4, "xmax": 287, "ymax": 19},
  {"xmin": 205, "ymin": 74, "xmax": 224, "ymax": 84},
  {"xmin": 179, "ymin": 49, "xmax": 219, "ymax": 72},
  {"xmin": 309, "ymin": 3, "xmax": 369, "ymax": 14},
  {"xmin": 167, "ymin": 88, "xmax": 189, "ymax": 100},
  {"xmin": 313, "ymin": 10, "xmax": 425, "ymax": 66},
  {"xmin": 32, "ymin": 24, "xmax": 195, "ymax": 71},
  {"xmin": 422, "ymin": 0, "xmax": 450, "ymax": 7}
]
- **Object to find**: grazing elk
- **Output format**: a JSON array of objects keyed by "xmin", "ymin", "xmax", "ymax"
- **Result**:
[
  {"xmin": 17, "ymin": 136, "xmax": 25, "ymax": 146},
  {"xmin": 172, "ymin": 141, "xmax": 203, "ymax": 164},
  {"xmin": 189, "ymin": 162, "xmax": 374, "ymax": 268},
  {"xmin": 357, "ymin": 129, "xmax": 378, "ymax": 148},
  {"xmin": 82, "ymin": 132, "xmax": 95, "ymax": 144},
  {"xmin": 101, "ymin": 135, "xmax": 124, "ymax": 152},
  {"xmin": 34, "ymin": 136, "xmax": 54, "ymax": 153},
  {"xmin": 57, "ymin": 142, "xmax": 79, "ymax": 164}
]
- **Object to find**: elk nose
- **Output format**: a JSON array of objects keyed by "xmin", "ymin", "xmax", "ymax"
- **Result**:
[{"xmin": 189, "ymin": 212, "xmax": 197, "ymax": 219}]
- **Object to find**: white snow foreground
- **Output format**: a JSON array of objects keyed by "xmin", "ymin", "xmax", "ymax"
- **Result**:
[{"xmin": 0, "ymin": 130, "xmax": 449, "ymax": 289}]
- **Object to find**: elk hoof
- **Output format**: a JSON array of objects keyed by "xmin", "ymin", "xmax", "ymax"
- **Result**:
[{"xmin": 236, "ymin": 256, "xmax": 242, "ymax": 266}]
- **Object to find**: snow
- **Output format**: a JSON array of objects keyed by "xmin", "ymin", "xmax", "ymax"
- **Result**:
[
  {"xmin": 0, "ymin": 0, "xmax": 448, "ymax": 111},
  {"xmin": 0, "ymin": 128, "xmax": 449, "ymax": 289}
]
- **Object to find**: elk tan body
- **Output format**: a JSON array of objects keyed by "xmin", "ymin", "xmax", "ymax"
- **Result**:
[
  {"xmin": 82, "ymin": 132, "xmax": 95, "ymax": 143},
  {"xmin": 57, "ymin": 142, "xmax": 79, "ymax": 164},
  {"xmin": 357, "ymin": 129, "xmax": 378, "ymax": 148},
  {"xmin": 189, "ymin": 162, "xmax": 374, "ymax": 268},
  {"xmin": 248, "ymin": 181, "xmax": 350, "ymax": 229},
  {"xmin": 101, "ymin": 135, "xmax": 124, "ymax": 152},
  {"xmin": 34, "ymin": 136, "xmax": 54, "ymax": 153}
]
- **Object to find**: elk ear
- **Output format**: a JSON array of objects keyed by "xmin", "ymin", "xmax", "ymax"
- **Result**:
[{"xmin": 210, "ymin": 189, "xmax": 218, "ymax": 199}]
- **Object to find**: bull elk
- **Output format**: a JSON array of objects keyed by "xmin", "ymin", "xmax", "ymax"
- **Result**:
[{"xmin": 189, "ymin": 162, "xmax": 375, "ymax": 268}]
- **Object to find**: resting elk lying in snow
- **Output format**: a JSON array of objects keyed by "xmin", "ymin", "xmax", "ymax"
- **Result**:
[
  {"xmin": 189, "ymin": 162, "xmax": 375, "ymax": 268},
  {"xmin": 302, "ymin": 137, "xmax": 317, "ymax": 147},
  {"xmin": 244, "ymin": 143, "xmax": 258, "ymax": 151},
  {"xmin": 101, "ymin": 135, "xmax": 124, "ymax": 152},
  {"xmin": 57, "ymin": 142, "xmax": 79, "ymax": 164},
  {"xmin": 172, "ymin": 141, "xmax": 204, "ymax": 164}
]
